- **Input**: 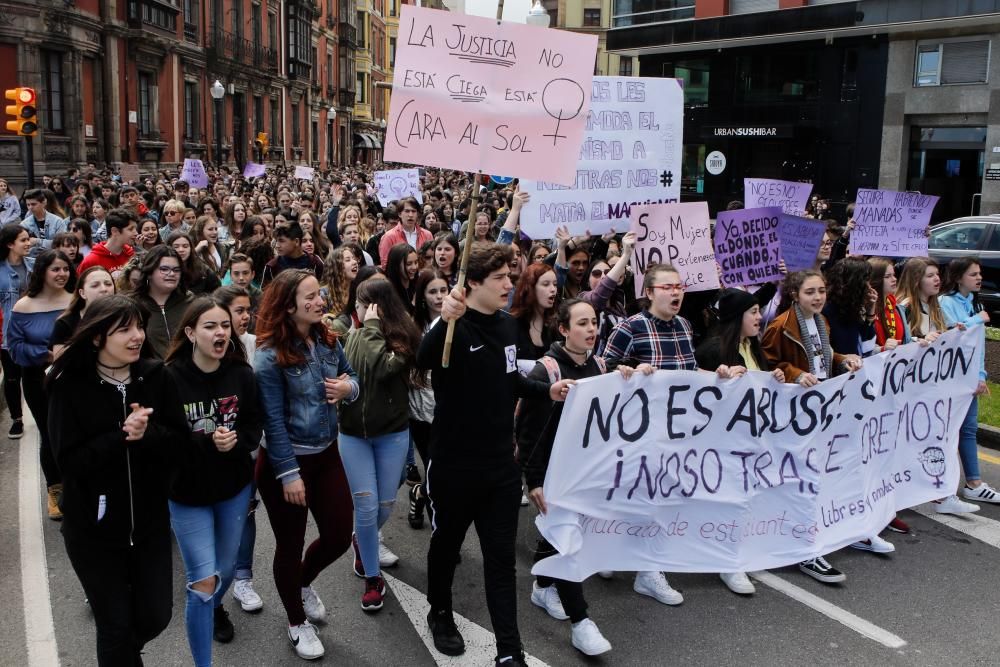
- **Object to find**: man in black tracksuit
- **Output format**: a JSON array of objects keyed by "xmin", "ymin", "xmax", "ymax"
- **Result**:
[{"xmin": 417, "ymin": 242, "xmax": 572, "ymax": 667}]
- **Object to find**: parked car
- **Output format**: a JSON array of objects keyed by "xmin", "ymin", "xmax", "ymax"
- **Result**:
[{"xmin": 927, "ymin": 215, "xmax": 1000, "ymax": 323}]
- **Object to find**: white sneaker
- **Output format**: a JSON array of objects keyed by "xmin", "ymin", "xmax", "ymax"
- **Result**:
[
  {"xmin": 719, "ymin": 571, "xmax": 755, "ymax": 595},
  {"xmin": 378, "ymin": 532, "xmax": 399, "ymax": 568},
  {"xmin": 849, "ymin": 535, "xmax": 895, "ymax": 554},
  {"xmin": 935, "ymin": 495, "xmax": 980, "ymax": 514},
  {"xmin": 301, "ymin": 586, "xmax": 326, "ymax": 623},
  {"xmin": 521, "ymin": 492, "xmax": 530, "ymax": 507},
  {"xmin": 633, "ymin": 571, "xmax": 683, "ymax": 606},
  {"xmin": 962, "ymin": 482, "xmax": 1000, "ymax": 504},
  {"xmin": 288, "ymin": 621, "xmax": 324, "ymax": 660},
  {"xmin": 530, "ymin": 581, "xmax": 569, "ymax": 620},
  {"xmin": 233, "ymin": 579, "xmax": 263, "ymax": 612},
  {"xmin": 571, "ymin": 618, "xmax": 612, "ymax": 656},
  {"xmin": 597, "ymin": 571, "xmax": 614, "ymax": 580}
]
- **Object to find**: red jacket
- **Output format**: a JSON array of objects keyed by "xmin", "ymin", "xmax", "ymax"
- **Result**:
[
  {"xmin": 78, "ymin": 242, "xmax": 135, "ymax": 274},
  {"xmin": 378, "ymin": 224, "xmax": 432, "ymax": 267}
]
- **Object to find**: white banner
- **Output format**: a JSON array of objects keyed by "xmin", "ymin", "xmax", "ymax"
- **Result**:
[
  {"xmin": 374, "ymin": 168, "xmax": 423, "ymax": 206},
  {"xmin": 518, "ymin": 77, "xmax": 683, "ymax": 239},
  {"xmin": 533, "ymin": 328, "xmax": 979, "ymax": 581}
]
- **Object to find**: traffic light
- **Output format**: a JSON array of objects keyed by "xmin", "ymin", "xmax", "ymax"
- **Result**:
[{"xmin": 5, "ymin": 88, "xmax": 38, "ymax": 136}]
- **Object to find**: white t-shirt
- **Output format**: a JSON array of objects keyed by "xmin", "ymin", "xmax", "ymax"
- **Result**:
[
  {"xmin": 805, "ymin": 317, "xmax": 828, "ymax": 379},
  {"xmin": 404, "ymin": 228, "xmax": 418, "ymax": 248},
  {"xmin": 240, "ymin": 332, "xmax": 257, "ymax": 366}
]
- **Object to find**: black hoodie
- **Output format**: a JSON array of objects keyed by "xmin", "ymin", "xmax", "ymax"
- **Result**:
[
  {"xmin": 48, "ymin": 359, "xmax": 189, "ymax": 546},
  {"xmin": 166, "ymin": 357, "xmax": 263, "ymax": 506}
]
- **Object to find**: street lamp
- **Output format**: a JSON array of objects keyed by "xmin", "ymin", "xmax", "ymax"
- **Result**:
[
  {"xmin": 328, "ymin": 106, "xmax": 337, "ymax": 167},
  {"xmin": 526, "ymin": 0, "xmax": 550, "ymax": 27},
  {"xmin": 210, "ymin": 80, "xmax": 225, "ymax": 168}
]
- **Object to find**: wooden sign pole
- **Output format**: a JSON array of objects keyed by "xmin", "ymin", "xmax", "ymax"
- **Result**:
[{"xmin": 441, "ymin": 172, "xmax": 483, "ymax": 368}]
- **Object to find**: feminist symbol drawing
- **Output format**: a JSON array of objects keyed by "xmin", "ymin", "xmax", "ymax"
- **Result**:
[
  {"xmin": 389, "ymin": 176, "xmax": 409, "ymax": 200},
  {"xmin": 542, "ymin": 78, "xmax": 585, "ymax": 146},
  {"xmin": 918, "ymin": 446, "xmax": 946, "ymax": 488}
]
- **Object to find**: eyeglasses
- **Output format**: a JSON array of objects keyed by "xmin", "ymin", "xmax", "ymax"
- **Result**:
[
  {"xmin": 820, "ymin": 240, "xmax": 835, "ymax": 247},
  {"xmin": 157, "ymin": 266, "xmax": 182, "ymax": 275},
  {"xmin": 651, "ymin": 283, "xmax": 684, "ymax": 292},
  {"xmin": 591, "ymin": 269, "xmax": 609, "ymax": 278}
]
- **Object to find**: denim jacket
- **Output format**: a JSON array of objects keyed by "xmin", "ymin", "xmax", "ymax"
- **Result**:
[
  {"xmin": 254, "ymin": 335, "xmax": 359, "ymax": 484},
  {"xmin": 21, "ymin": 212, "xmax": 67, "ymax": 256},
  {"xmin": 0, "ymin": 257, "xmax": 34, "ymax": 346}
]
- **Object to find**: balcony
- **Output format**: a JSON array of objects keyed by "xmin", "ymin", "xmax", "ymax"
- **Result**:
[
  {"xmin": 339, "ymin": 21, "xmax": 357, "ymax": 47},
  {"xmin": 127, "ymin": 0, "xmax": 179, "ymax": 33},
  {"xmin": 207, "ymin": 28, "xmax": 279, "ymax": 73},
  {"xmin": 339, "ymin": 88, "xmax": 355, "ymax": 108}
]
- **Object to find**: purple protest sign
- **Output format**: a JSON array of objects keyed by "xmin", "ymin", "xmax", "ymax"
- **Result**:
[
  {"xmin": 777, "ymin": 214, "xmax": 827, "ymax": 272},
  {"xmin": 180, "ymin": 159, "xmax": 208, "ymax": 188},
  {"xmin": 744, "ymin": 178, "xmax": 813, "ymax": 216},
  {"xmin": 243, "ymin": 162, "xmax": 266, "ymax": 178},
  {"xmin": 713, "ymin": 206, "xmax": 783, "ymax": 286},
  {"xmin": 849, "ymin": 189, "xmax": 938, "ymax": 257}
]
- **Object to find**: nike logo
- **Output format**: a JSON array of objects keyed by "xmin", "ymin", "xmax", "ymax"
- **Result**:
[{"xmin": 470, "ymin": 345, "xmax": 484, "ymax": 352}]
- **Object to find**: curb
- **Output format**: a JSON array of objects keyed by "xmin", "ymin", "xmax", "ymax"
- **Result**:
[{"xmin": 979, "ymin": 424, "xmax": 1000, "ymax": 451}]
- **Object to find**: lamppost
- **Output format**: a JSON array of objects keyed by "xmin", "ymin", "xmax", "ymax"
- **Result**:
[
  {"xmin": 379, "ymin": 118, "xmax": 386, "ymax": 163},
  {"xmin": 328, "ymin": 106, "xmax": 337, "ymax": 168},
  {"xmin": 210, "ymin": 79, "xmax": 225, "ymax": 168},
  {"xmin": 526, "ymin": 0, "xmax": 550, "ymax": 27}
]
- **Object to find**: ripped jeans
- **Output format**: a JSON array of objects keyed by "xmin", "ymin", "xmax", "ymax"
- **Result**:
[
  {"xmin": 169, "ymin": 484, "xmax": 252, "ymax": 667},
  {"xmin": 339, "ymin": 430, "xmax": 409, "ymax": 577}
]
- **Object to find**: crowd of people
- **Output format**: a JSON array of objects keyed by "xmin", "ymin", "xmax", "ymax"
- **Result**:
[{"xmin": 0, "ymin": 163, "xmax": 991, "ymax": 666}]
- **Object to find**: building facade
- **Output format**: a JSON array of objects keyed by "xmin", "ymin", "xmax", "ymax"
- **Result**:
[{"xmin": 608, "ymin": 0, "xmax": 1000, "ymax": 221}]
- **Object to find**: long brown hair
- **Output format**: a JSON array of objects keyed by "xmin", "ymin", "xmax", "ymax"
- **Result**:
[
  {"xmin": 867, "ymin": 257, "xmax": 895, "ymax": 337},
  {"xmin": 896, "ymin": 258, "xmax": 946, "ymax": 336},
  {"xmin": 256, "ymin": 269, "xmax": 336, "ymax": 367},
  {"xmin": 510, "ymin": 262, "xmax": 557, "ymax": 321}
]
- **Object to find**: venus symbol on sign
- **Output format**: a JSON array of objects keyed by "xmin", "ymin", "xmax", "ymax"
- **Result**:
[{"xmin": 541, "ymin": 78, "xmax": 585, "ymax": 146}]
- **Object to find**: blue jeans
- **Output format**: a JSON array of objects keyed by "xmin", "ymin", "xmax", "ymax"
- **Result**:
[
  {"xmin": 339, "ymin": 429, "xmax": 409, "ymax": 577},
  {"xmin": 959, "ymin": 398, "xmax": 981, "ymax": 483},
  {"xmin": 169, "ymin": 484, "xmax": 252, "ymax": 667},
  {"xmin": 234, "ymin": 481, "xmax": 258, "ymax": 581}
]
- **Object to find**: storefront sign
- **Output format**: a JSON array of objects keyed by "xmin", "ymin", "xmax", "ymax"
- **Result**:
[
  {"xmin": 702, "ymin": 125, "xmax": 793, "ymax": 139},
  {"xmin": 705, "ymin": 150, "xmax": 726, "ymax": 175}
]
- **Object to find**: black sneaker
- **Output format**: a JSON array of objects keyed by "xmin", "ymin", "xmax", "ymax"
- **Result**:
[
  {"xmin": 427, "ymin": 609, "xmax": 465, "ymax": 656},
  {"xmin": 406, "ymin": 464, "xmax": 422, "ymax": 486},
  {"xmin": 798, "ymin": 557, "xmax": 846, "ymax": 584},
  {"xmin": 8, "ymin": 419, "xmax": 23, "ymax": 440},
  {"xmin": 408, "ymin": 484, "xmax": 425, "ymax": 529},
  {"xmin": 213, "ymin": 605, "xmax": 235, "ymax": 643},
  {"xmin": 495, "ymin": 652, "xmax": 527, "ymax": 667}
]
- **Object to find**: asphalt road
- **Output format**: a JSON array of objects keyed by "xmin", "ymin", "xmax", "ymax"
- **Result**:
[{"xmin": 5, "ymin": 415, "xmax": 1000, "ymax": 667}]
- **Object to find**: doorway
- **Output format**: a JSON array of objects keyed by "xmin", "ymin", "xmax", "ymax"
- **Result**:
[
  {"xmin": 908, "ymin": 126, "xmax": 985, "ymax": 222},
  {"xmin": 233, "ymin": 92, "xmax": 246, "ymax": 169}
]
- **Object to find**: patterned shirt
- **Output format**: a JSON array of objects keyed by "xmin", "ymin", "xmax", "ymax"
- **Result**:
[{"xmin": 600, "ymin": 310, "xmax": 697, "ymax": 371}]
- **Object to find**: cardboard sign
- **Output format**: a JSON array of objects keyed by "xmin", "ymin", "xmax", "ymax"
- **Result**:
[
  {"xmin": 180, "ymin": 159, "xmax": 208, "ymax": 188},
  {"xmin": 630, "ymin": 202, "xmax": 718, "ymax": 297},
  {"xmin": 374, "ymin": 168, "xmax": 423, "ymax": 206},
  {"xmin": 849, "ymin": 189, "xmax": 939, "ymax": 257},
  {"xmin": 776, "ymin": 214, "xmax": 827, "ymax": 272},
  {"xmin": 384, "ymin": 5, "xmax": 598, "ymax": 185},
  {"xmin": 519, "ymin": 77, "xmax": 684, "ymax": 237},
  {"xmin": 744, "ymin": 178, "xmax": 813, "ymax": 216},
  {"xmin": 243, "ymin": 162, "xmax": 266, "ymax": 178},
  {"xmin": 294, "ymin": 165, "xmax": 315, "ymax": 180},
  {"xmin": 119, "ymin": 163, "xmax": 140, "ymax": 184},
  {"xmin": 714, "ymin": 207, "xmax": 783, "ymax": 286}
]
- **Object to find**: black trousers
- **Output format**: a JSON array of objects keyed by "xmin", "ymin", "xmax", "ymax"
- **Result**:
[
  {"xmin": 426, "ymin": 458, "xmax": 522, "ymax": 658},
  {"xmin": 409, "ymin": 418, "xmax": 431, "ymax": 470},
  {"xmin": 64, "ymin": 530, "xmax": 173, "ymax": 667},
  {"xmin": 22, "ymin": 366, "xmax": 59, "ymax": 486},
  {"xmin": 534, "ymin": 537, "xmax": 589, "ymax": 623},
  {"xmin": 0, "ymin": 348, "xmax": 22, "ymax": 421}
]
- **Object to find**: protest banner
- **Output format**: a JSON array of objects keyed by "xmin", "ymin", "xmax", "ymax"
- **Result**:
[
  {"xmin": 849, "ymin": 189, "xmax": 939, "ymax": 257},
  {"xmin": 776, "ymin": 214, "xmax": 826, "ymax": 271},
  {"xmin": 518, "ymin": 76, "xmax": 684, "ymax": 238},
  {"xmin": 294, "ymin": 165, "xmax": 315, "ymax": 180},
  {"xmin": 243, "ymin": 162, "xmax": 266, "ymax": 178},
  {"xmin": 374, "ymin": 168, "xmax": 423, "ymax": 206},
  {"xmin": 714, "ymin": 206, "xmax": 783, "ymax": 286},
  {"xmin": 744, "ymin": 178, "xmax": 813, "ymax": 216},
  {"xmin": 533, "ymin": 327, "xmax": 979, "ymax": 580},
  {"xmin": 384, "ymin": 5, "xmax": 597, "ymax": 185},
  {"xmin": 180, "ymin": 159, "xmax": 208, "ymax": 188},
  {"xmin": 629, "ymin": 202, "xmax": 718, "ymax": 297},
  {"xmin": 119, "ymin": 163, "xmax": 140, "ymax": 184}
]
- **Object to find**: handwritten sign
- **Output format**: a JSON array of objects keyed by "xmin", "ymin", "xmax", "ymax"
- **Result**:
[
  {"xmin": 384, "ymin": 5, "xmax": 598, "ymax": 185},
  {"xmin": 776, "ymin": 214, "xmax": 827, "ymax": 272},
  {"xmin": 374, "ymin": 168, "xmax": 423, "ymax": 206},
  {"xmin": 294, "ymin": 165, "xmax": 315, "ymax": 180},
  {"xmin": 180, "ymin": 159, "xmax": 208, "ymax": 189},
  {"xmin": 630, "ymin": 202, "xmax": 718, "ymax": 297},
  {"xmin": 119, "ymin": 163, "xmax": 140, "ymax": 184},
  {"xmin": 714, "ymin": 207, "xmax": 783, "ymax": 286},
  {"xmin": 243, "ymin": 162, "xmax": 266, "ymax": 178},
  {"xmin": 744, "ymin": 178, "xmax": 813, "ymax": 216},
  {"xmin": 519, "ymin": 77, "xmax": 684, "ymax": 237},
  {"xmin": 849, "ymin": 189, "xmax": 938, "ymax": 257},
  {"xmin": 533, "ymin": 328, "xmax": 979, "ymax": 580}
]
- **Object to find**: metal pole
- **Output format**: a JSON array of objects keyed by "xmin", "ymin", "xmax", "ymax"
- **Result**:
[
  {"xmin": 214, "ymin": 98, "xmax": 222, "ymax": 169},
  {"xmin": 24, "ymin": 136, "xmax": 34, "ymax": 188}
]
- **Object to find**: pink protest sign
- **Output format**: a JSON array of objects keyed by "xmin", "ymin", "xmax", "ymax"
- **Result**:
[
  {"xmin": 630, "ymin": 202, "xmax": 718, "ymax": 297},
  {"xmin": 385, "ymin": 5, "xmax": 597, "ymax": 186},
  {"xmin": 849, "ymin": 189, "xmax": 938, "ymax": 257}
]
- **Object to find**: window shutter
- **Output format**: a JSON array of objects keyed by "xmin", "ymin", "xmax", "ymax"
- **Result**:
[
  {"xmin": 729, "ymin": 0, "xmax": 779, "ymax": 14},
  {"xmin": 941, "ymin": 40, "xmax": 990, "ymax": 85}
]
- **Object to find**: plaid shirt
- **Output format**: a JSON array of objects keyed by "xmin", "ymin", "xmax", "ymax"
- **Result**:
[{"xmin": 600, "ymin": 310, "xmax": 697, "ymax": 371}]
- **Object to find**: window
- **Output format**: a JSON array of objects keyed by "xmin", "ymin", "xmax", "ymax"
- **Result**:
[
  {"xmin": 357, "ymin": 11, "xmax": 366, "ymax": 48},
  {"xmin": 268, "ymin": 12, "xmax": 277, "ymax": 53},
  {"xmin": 184, "ymin": 81, "xmax": 198, "ymax": 139},
  {"xmin": 583, "ymin": 8, "xmax": 600, "ymax": 26},
  {"xmin": 389, "ymin": 0, "xmax": 395, "ymax": 16},
  {"xmin": 270, "ymin": 98, "xmax": 279, "ymax": 144},
  {"xmin": 42, "ymin": 51, "xmax": 64, "ymax": 133},
  {"xmin": 389, "ymin": 37, "xmax": 396, "ymax": 68},
  {"xmin": 326, "ymin": 52, "xmax": 334, "ymax": 89},
  {"xmin": 312, "ymin": 120, "xmax": 318, "ymax": 161},
  {"xmin": 230, "ymin": 0, "xmax": 241, "ymax": 39},
  {"xmin": 183, "ymin": 0, "xmax": 198, "ymax": 38},
  {"xmin": 618, "ymin": 56, "xmax": 632, "ymax": 76},
  {"xmin": 252, "ymin": 3, "xmax": 261, "ymax": 46},
  {"xmin": 138, "ymin": 72, "xmax": 152, "ymax": 137},
  {"xmin": 929, "ymin": 222, "xmax": 987, "ymax": 251},
  {"xmin": 254, "ymin": 95, "xmax": 263, "ymax": 132},
  {"xmin": 312, "ymin": 46, "xmax": 319, "ymax": 82},
  {"xmin": 356, "ymin": 73, "xmax": 366, "ymax": 103},
  {"xmin": 292, "ymin": 103, "xmax": 301, "ymax": 146},
  {"xmin": 612, "ymin": 0, "xmax": 694, "ymax": 28},
  {"xmin": 915, "ymin": 40, "xmax": 990, "ymax": 87}
]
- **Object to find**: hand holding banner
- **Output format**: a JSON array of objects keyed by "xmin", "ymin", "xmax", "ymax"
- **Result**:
[
  {"xmin": 630, "ymin": 202, "xmax": 718, "ymax": 297},
  {"xmin": 849, "ymin": 189, "xmax": 938, "ymax": 257}
]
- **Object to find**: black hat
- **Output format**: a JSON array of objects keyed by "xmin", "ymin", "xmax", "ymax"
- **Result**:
[{"xmin": 717, "ymin": 288, "xmax": 758, "ymax": 322}]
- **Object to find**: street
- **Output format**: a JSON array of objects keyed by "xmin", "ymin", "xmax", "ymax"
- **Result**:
[{"xmin": 3, "ymin": 414, "xmax": 1000, "ymax": 667}]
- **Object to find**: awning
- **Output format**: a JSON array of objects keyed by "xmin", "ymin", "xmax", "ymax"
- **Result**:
[
  {"xmin": 353, "ymin": 132, "xmax": 374, "ymax": 149},
  {"xmin": 368, "ymin": 133, "xmax": 382, "ymax": 149}
]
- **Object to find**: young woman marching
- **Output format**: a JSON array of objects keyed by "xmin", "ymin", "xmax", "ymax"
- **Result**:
[
  {"xmin": 51, "ymin": 266, "xmax": 116, "ymax": 359},
  {"xmin": 165, "ymin": 296, "xmax": 263, "ymax": 666},
  {"xmin": 339, "ymin": 278, "xmax": 422, "ymax": 610},
  {"xmin": 385, "ymin": 242, "xmax": 420, "ymax": 311},
  {"xmin": 0, "ymin": 223, "xmax": 34, "ymax": 439},
  {"xmin": 47, "ymin": 295, "xmax": 189, "ymax": 666},
  {"xmin": 254, "ymin": 269, "xmax": 359, "ymax": 661},
  {"xmin": 510, "ymin": 262, "xmax": 559, "ymax": 361},
  {"xmin": 762, "ymin": 271, "xmax": 863, "ymax": 584},
  {"xmin": 134, "ymin": 245, "xmax": 194, "ymax": 359}
]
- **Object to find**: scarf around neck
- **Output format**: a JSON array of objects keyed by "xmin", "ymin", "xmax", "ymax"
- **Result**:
[{"xmin": 793, "ymin": 303, "xmax": 834, "ymax": 379}]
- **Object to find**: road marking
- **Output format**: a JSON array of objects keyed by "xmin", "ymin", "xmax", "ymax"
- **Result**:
[
  {"xmin": 913, "ymin": 502, "xmax": 1000, "ymax": 549},
  {"xmin": 749, "ymin": 571, "xmax": 907, "ymax": 649},
  {"xmin": 383, "ymin": 572, "xmax": 551, "ymax": 667},
  {"xmin": 978, "ymin": 451, "xmax": 1000, "ymax": 466},
  {"xmin": 19, "ymin": 414, "xmax": 60, "ymax": 666}
]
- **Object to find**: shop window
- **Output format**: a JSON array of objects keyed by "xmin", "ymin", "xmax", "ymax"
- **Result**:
[
  {"xmin": 583, "ymin": 8, "xmax": 601, "ymax": 26},
  {"xmin": 664, "ymin": 58, "xmax": 709, "ymax": 107},
  {"xmin": 915, "ymin": 39, "xmax": 990, "ymax": 87}
]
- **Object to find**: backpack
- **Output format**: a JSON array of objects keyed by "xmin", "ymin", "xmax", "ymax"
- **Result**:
[{"xmin": 537, "ymin": 354, "xmax": 606, "ymax": 384}]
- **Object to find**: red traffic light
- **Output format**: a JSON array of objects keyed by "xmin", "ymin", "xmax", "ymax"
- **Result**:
[{"xmin": 17, "ymin": 89, "xmax": 34, "ymax": 104}]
